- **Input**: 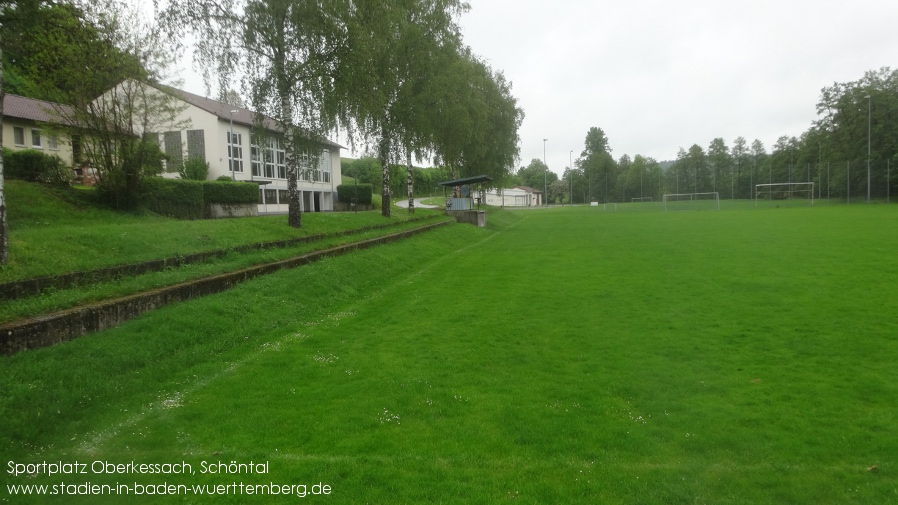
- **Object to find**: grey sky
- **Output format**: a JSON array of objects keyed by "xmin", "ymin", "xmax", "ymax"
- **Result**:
[
  {"xmin": 169, "ymin": 0, "xmax": 898, "ymax": 177},
  {"xmin": 458, "ymin": 0, "xmax": 898, "ymax": 175}
]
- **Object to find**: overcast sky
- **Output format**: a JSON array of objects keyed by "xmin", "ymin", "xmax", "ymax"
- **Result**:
[
  {"xmin": 171, "ymin": 0, "xmax": 898, "ymax": 177},
  {"xmin": 457, "ymin": 0, "xmax": 898, "ymax": 175}
]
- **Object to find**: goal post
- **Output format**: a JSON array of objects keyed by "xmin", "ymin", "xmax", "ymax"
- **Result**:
[
  {"xmin": 662, "ymin": 192, "xmax": 720, "ymax": 211},
  {"xmin": 755, "ymin": 182, "xmax": 815, "ymax": 205},
  {"xmin": 631, "ymin": 196, "xmax": 653, "ymax": 203}
]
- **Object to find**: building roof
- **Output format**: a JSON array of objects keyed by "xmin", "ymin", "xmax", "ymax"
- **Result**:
[
  {"xmin": 515, "ymin": 185, "xmax": 542, "ymax": 194},
  {"xmin": 164, "ymin": 86, "xmax": 344, "ymax": 150},
  {"xmin": 3, "ymin": 94, "xmax": 79, "ymax": 125}
]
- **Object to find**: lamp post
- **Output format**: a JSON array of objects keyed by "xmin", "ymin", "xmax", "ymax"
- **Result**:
[
  {"xmin": 865, "ymin": 95, "xmax": 871, "ymax": 203},
  {"xmin": 229, "ymin": 109, "xmax": 238, "ymax": 181},
  {"xmin": 543, "ymin": 138, "xmax": 548, "ymax": 206}
]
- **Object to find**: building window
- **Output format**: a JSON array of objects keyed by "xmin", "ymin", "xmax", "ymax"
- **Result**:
[
  {"xmin": 263, "ymin": 147, "xmax": 275, "ymax": 178},
  {"xmin": 227, "ymin": 132, "xmax": 243, "ymax": 173},
  {"xmin": 251, "ymin": 145, "xmax": 261, "ymax": 177},
  {"xmin": 13, "ymin": 127, "xmax": 25, "ymax": 146},
  {"xmin": 265, "ymin": 188, "xmax": 278, "ymax": 204},
  {"xmin": 276, "ymin": 140, "xmax": 286, "ymax": 179},
  {"xmin": 164, "ymin": 131, "xmax": 183, "ymax": 171},
  {"xmin": 317, "ymin": 149, "xmax": 331, "ymax": 183},
  {"xmin": 252, "ymin": 136, "xmax": 286, "ymax": 179},
  {"xmin": 31, "ymin": 129, "xmax": 43, "ymax": 148},
  {"xmin": 48, "ymin": 136, "xmax": 59, "ymax": 150}
]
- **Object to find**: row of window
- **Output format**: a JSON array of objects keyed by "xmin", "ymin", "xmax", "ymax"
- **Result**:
[
  {"xmin": 13, "ymin": 126, "xmax": 59, "ymax": 150},
  {"xmin": 227, "ymin": 132, "xmax": 330, "ymax": 182}
]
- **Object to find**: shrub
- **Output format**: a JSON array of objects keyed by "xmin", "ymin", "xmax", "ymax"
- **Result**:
[
  {"xmin": 215, "ymin": 175, "xmax": 233, "ymax": 182},
  {"xmin": 179, "ymin": 157, "xmax": 210, "ymax": 181},
  {"xmin": 202, "ymin": 181, "xmax": 258, "ymax": 205},
  {"xmin": 4, "ymin": 148, "xmax": 71, "ymax": 186},
  {"xmin": 141, "ymin": 177, "xmax": 204, "ymax": 219},
  {"xmin": 337, "ymin": 184, "xmax": 373, "ymax": 205}
]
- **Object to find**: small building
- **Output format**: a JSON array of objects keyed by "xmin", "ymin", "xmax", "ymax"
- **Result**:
[
  {"xmin": 476, "ymin": 186, "xmax": 541, "ymax": 207},
  {"xmin": 2, "ymin": 94, "xmax": 78, "ymax": 168}
]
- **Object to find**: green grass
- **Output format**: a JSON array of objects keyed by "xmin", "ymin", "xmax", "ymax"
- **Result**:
[
  {"xmin": 2, "ymin": 205, "xmax": 897, "ymax": 503},
  {"xmin": 1, "ymin": 181, "xmax": 436, "ymax": 283}
]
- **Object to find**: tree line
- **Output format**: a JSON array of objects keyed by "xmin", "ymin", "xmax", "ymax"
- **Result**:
[
  {"xmin": 515, "ymin": 67, "xmax": 898, "ymax": 205},
  {"xmin": 0, "ymin": 0, "xmax": 525, "ymax": 263}
]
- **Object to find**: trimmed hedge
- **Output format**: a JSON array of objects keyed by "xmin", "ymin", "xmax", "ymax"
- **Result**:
[
  {"xmin": 142, "ymin": 177, "xmax": 204, "ymax": 219},
  {"xmin": 202, "ymin": 180, "xmax": 259, "ymax": 205},
  {"xmin": 4, "ymin": 148, "xmax": 70, "ymax": 186},
  {"xmin": 337, "ymin": 184, "xmax": 373, "ymax": 205}
]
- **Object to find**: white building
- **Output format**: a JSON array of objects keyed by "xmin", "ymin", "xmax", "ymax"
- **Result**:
[
  {"xmin": 477, "ymin": 186, "xmax": 541, "ymax": 207},
  {"xmin": 159, "ymin": 87, "xmax": 343, "ymax": 214}
]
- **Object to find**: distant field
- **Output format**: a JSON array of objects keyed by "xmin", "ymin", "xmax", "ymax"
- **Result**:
[{"xmin": 2, "ymin": 205, "xmax": 897, "ymax": 503}]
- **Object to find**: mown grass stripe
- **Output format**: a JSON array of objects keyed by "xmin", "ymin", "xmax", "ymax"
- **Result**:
[
  {"xmin": 0, "ymin": 219, "xmax": 451, "ymax": 355},
  {"xmin": 0, "ymin": 215, "xmax": 442, "ymax": 301}
]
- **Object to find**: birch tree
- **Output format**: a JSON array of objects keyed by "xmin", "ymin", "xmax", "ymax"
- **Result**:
[
  {"xmin": 1, "ymin": 31, "xmax": 7, "ymax": 265},
  {"xmin": 331, "ymin": 0, "xmax": 467, "ymax": 217}
]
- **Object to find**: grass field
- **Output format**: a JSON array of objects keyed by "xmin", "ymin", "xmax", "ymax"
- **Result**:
[{"xmin": 2, "ymin": 204, "xmax": 897, "ymax": 503}]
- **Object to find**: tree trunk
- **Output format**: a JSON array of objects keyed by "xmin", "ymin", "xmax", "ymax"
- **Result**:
[
  {"xmin": 276, "ymin": 62, "xmax": 302, "ymax": 228},
  {"xmin": 0, "ymin": 43, "xmax": 7, "ymax": 265},
  {"xmin": 379, "ymin": 127, "xmax": 391, "ymax": 217},
  {"xmin": 283, "ymin": 95, "xmax": 302, "ymax": 228},
  {"xmin": 406, "ymin": 147, "xmax": 414, "ymax": 213}
]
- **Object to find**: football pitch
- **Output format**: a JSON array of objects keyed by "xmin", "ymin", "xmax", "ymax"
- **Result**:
[{"xmin": 2, "ymin": 204, "xmax": 897, "ymax": 503}]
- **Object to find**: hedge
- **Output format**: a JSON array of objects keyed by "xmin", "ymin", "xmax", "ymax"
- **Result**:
[
  {"xmin": 141, "ymin": 177, "xmax": 204, "ymax": 219},
  {"xmin": 4, "ymin": 148, "xmax": 70, "ymax": 186},
  {"xmin": 202, "ymin": 180, "xmax": 259, "ymax": 205},
  {"xmin": 336, "ymin": 184, "xmax": 373, "ymax": 205}
]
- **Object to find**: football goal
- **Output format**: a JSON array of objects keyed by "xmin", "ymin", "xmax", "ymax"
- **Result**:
[
  {"xmin": 755, "ymin": 182, "xmax": 815, "ymax": 205},
  {"xmin": 662, "ymin": 192, "xmax": 720, "ymax": 211},
  {"xmin": 631, "ymin": 197, "xmax": 653, "ymax": 203}
]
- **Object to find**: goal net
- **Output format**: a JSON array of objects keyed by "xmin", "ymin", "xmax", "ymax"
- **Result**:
[
  {"xmin": 755, "ymin": 182, "xmax": 815, "ymax": 205},
  {"xmin": 663, "ymin": 192, "xmax": 720, "ymax": 211},
  {"xmin": 631, "ymin": 197, "xmax": 653, "ymax": 203}
]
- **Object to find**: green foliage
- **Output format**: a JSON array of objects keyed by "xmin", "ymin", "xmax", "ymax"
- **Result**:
[
  {"xmin": 0, "ymin": 0, "xmax": 145, "ymax": 104},
  {"xmin": 215, "ymin": 175, "xmax": 234, "ymax": 182},
  {"xmin": 179, "ymin": 156, "xmax": 210, "ymax": 181},
  {"xmin": 336, "ymin": 184, "xmax": 373, "ymax": 205},
  {"xmin": 141, "ymin": 177, "xmax": 204, "ymax": 219},
  {"xmin": 2, "ymin": 148, "xmax": 70, "ymax": 186},
  {"xmin": 517, "ymin": 158, "xmax": 556, "ymax": 193},
  {"xmin": 202, "ymin": 180, "xmax": 258, "ymax": 205}
]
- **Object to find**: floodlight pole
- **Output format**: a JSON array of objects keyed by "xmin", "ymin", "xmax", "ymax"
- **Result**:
[
  {"xmin": 569, "ymin": 150, "xmax": 573, "ymax": 205},
  {"xmin": 543, "ymin": 138, "xmax": 548, "ymax": 207},
  {"xmin": 865, "ymin": 95, "xmax": 871, "ymax": 203}
]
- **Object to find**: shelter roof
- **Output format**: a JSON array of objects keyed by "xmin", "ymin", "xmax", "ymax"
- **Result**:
[{"xmin": 438, "ymin": 175, "xmax": 493, "ymax": 187}]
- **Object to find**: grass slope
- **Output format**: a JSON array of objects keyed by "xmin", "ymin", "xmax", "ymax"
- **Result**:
[
  {"xmin": 2, "ymin": 205, "xmax": 897, "ymax": 504},
  {"xmin": 1, "ymin": 181, "xmax": 431, "ymax": 283}
]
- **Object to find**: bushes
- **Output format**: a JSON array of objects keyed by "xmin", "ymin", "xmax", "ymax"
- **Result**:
[
  {"xmin": 141, "ymin": 177, "xmax": 259, "ymax": 219},
  {"xmin": 202, "ymin": 180, "xmax": 258, "ymax": 205},
  {"xmin": 4, "ymin": 148, "xmax": 70, "ymax": 186},
  {"xmin": 337, "ymin": 184, "xmax": 373, "ymax": 205},
  {"xmin": 179, "ymin": 157, "xmax": 210, "ymax": 181},
  {"xmin": 141, "ymin": 177, "xmax": 205, "ymax": 219}
]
